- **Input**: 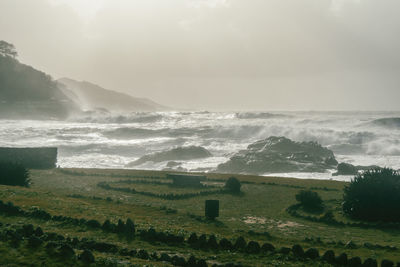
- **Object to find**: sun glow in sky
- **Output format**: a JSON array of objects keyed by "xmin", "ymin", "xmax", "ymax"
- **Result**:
[
  {"xmin": 49, "ymin": 0, "xmax": 106, "ymax": 21},
  {"xmin": 1, "ymin": 0, "xmax": 400, "ymax": 110}
]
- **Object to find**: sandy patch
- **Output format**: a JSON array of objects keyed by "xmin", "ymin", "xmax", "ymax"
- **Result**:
[{"xmin": 243, "ymin": 216, "xmax": 267, "ymax": 224}]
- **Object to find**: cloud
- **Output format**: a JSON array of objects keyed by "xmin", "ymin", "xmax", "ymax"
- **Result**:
[{"xmin": 0, "ymin": 0, "xmax": 399, "ymax": 110}]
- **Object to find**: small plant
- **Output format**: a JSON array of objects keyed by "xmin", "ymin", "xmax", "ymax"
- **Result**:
[
  {"xmin": 295, "ymin": 190, "xmax": 323, "ymax": 211},
  {"xmin": 343, "ymin": 168, "xmax": 400, "ymax": 222},
  {"xmin": 225, "ymin": 177, "xmax": 241, "ymax": 193},
  {"xmin": 0, "ymin": 161, "xmax": 30, "ymax": 187}
]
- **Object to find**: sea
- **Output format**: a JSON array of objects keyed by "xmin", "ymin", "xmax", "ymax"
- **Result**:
[{"xmin": 1, "ymin": 111, "xmax": 400, "ymax": 182}]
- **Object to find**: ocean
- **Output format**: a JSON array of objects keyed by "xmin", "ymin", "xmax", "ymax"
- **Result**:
[{"xmin": 1, "ymin": 111, "xmax": 400, "ymax": 181}]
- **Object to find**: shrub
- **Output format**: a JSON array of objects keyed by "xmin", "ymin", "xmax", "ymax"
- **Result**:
[
  {"xmin": 343, "ymin": 168, "xmax": 400, "ymax": 222},
  {"xmin": 0, "ymin": 162, "xmax": 30, "ymax": 187},
  {"xmin": 225, "ymin": 177, "xmax": 241, "ymax": 193},
  {"xmin": 295, "ymin": 190, "xmax": 323, "ymax": 211}
]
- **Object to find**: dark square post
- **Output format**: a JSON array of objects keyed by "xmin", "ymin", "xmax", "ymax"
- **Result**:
[{"xmin": 205, "ymin": 200, "xmax": 219, "ymax": 219}]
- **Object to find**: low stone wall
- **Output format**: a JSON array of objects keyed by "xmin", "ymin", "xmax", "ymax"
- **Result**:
[
  {"xmin": 0, "ymin": 147, "xmax": 57, "ymax": 169},
  {"xmin": 167, "ymin": 173, "xmax": 206, "ymax": 187}
]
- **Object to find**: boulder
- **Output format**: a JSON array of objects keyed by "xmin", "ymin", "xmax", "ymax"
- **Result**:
[
  {"xmin": 279, "ymin": 247, "xmax": 291, "ymax": 255},
  {"xmin": 217, "ymin": 136, "xmax": 337, "ymax": 174},
  {"xmin": 234, "ymin": 236, "xmax": 247, "ymax": 250},
  {"xmin": 304, "ymin": 248, "xmax": 319, "ymax": 259},
  {"xmin": 246, "ymin": 241, "xmax": 261, "ymax": 254},
  {"xmin": 321, "ymin": 250, "xmax": 335, "ymax": 263},
  {"xmin": 127, "ymin": 146, "xmax": 212, "ymax": 167},
  {"xmin": 79, "ymin": 250, "xmax": 95, "ymax": 263},
  {"xmin": 348, "ymin": 256, "xmax": 362, "ymax": 267},
  {"xmin": 261, "ymin": 243, "xmax": 275, "ymax": 253},
  {"xmin": 292, "ymin": 244, "xmax": 304, "ymax": 257},
  {"xmin": 381, "ymin": 260, "xmax": 394, "ymax": 267},
  {"xmin": 219, "ymin": 238, "xmax": 233, "ymax": 250},
  {"xmin": 27, "ymin": 236, "xmax": 43, "ymax": 248},
  {"xmin": 336, "ymin": 253, "xmax": 348, "ymax": 266},
  {"xmin": 333, "ymin": 163, "xmax": 358, "ymax": 176},
  {"xmin": 58, "ymin": 244, "xmax": 75, "ymax": 259},
  {"xmin": 362, "ymin": 258, "xmax": 377, "ymax": 267},
  {"xmin": 333, "ymin": 162, "xmax": 381, "ymax": 176}
]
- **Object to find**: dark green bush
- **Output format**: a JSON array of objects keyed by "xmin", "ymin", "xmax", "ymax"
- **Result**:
[
  {"xmin": 225, "ymin": 177, "xmax": 241, "ymax": 193},
  {"xmin": 0, "ymin": 162, "xmax": 30, "ymax": 187},
  {"xmin": 343, "ymin": 168, "xmax": 400, "ymax": 222},
  {"xmin": 295, "ymin": 190, "xmax": 323, "ymax": 211}
]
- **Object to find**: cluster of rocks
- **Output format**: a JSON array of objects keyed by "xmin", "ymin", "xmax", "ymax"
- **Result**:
[
  {"xmin": 0, "ymin": 222, "xmax": 245, "ymax": 267},
  {"xmin": 0, "ymin": 223, "xmax": 95, "ymax": 264},
  {"xmin": 127, "ymin": 146, "xmax": 212, "ymax": 167},
  {"xmin": 97, "ymin": 181, "xmax": 226, "ymax": 200},
  {"xmin": 217, "ymin": 136, "xmax": 338, "ymax": 174},
  {"xmin": 215, "ymin": 136, "xmax": 386, "ymax": 176}
]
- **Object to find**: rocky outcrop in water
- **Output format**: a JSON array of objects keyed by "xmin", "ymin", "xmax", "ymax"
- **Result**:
[
  {"xmin": 217, "ymin": 136, "xmax": 337, "ymax": 174},
  {"xmin": 370, "ymin": 117, "xmax": 400, "ymax": 128},
  {"xmin": 333, "ymin": 162, "xmax": 381, "ymax": 176},
  {"xmin": 127, "ymin": 146, "xmax": 212, "ymax": 167}
]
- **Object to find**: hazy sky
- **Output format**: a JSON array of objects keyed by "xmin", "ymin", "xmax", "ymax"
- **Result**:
[{"xmin": 1, "ymin": 0, "xmax": 400, "ymax": 110}]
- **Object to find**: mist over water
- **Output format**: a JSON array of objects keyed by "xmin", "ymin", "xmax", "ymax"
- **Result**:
[{"xmin": 1, "ymin": 110, "xmax": 400, "ymax": 181}]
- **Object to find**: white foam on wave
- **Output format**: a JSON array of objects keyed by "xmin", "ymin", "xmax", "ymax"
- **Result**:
[{"xmin": 2, "ymin": 110, "xmax": 400, "ymax": 181}]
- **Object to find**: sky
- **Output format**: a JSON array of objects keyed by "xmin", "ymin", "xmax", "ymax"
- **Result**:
[{"xmin": 0, "ymin": 0, "xmax": 400, "ymax": 111}]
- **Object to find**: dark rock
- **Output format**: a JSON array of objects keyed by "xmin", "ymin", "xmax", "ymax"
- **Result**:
[
  {"xmin": 171, "ymin": 255, "xmax": 186, "ymax": 266},
  {"xmin": 89, "ymin": 242, "xmax": 118, "ymax": 253},
  {"xmin": 279, "ymin": 247, "xmax": 291, "ymax": 255},
  {"xmin": 197, "ymin": 259, "xmax": 208, "ymax": 267},
  {"xmin": 304, "ymin": 248, "xmax": 319, "ymax": 259},
  {"xmin": 362, "ymin": 258, "xmax": 377, "ymax": 267},
  {"xmin": 27, "ymin": 236, "xmax": 43, "ymax": 248},
  {"xmin": 160, "ymin": 253, "xmax": 171, "ymax": 262},
  {"xmin": 102, "ymin": 219, "xmax": 112, "ymax": 232},
  {"xmin": 119, "ymin": 248, "xmax": 130, "ymax": 256},
  {"xmin": 125, "ymin": 218, "xmax": 135, "ymax": 238},
  {"xmin": 219, "ymin": 238, "xmax": 233, "ymax": 250},
  {"xmin": 187, "ymin": 255, "xmax": 197, "ymax": 266},
  {"xmin": 381, "ymin": 259, "xmax": 394, "ymax": 267},
  {"xmin": 150, "ymin": 252, "xmax": 158, "ymax": 260},
  {"xmin": 58, "ymin": 244, "xmax": 75, "ymax": 259},
  {"xmin": 22, "ymin": 224, "xmax": 34, "ymax": 237},
  {"xmin": 79, "ymin": 250, "xmax": 95, "ymax": 263},
  {"xmin": 197, "ymin": 234, "xmax": 208, "ymax": 249},
  {"xmin": 45, "ymin": 241, "xmax": 59, "ymax": 252},
  {"xmin": 116, "ymin": 219, "xmax": 125, "ymax": 233},
  {"xmin": 336, "ymin": 253, "xmax": 348, "ymax": 266},
  {"xmin": 217, "ymin": 136, "xmax": 337, "ymax": 174},
  {"xmin": 188, "ymin": 233, "xmax": 198, "ymax": 244},
  {"xmin": 333, "ymin": 162, "xmax": 358, "ymax": 176},
  {"xmin": 127, "ymin": 146, "xmax": 212, "ymax": 167},
  {"xmin": 261, "ymin": 243, "xmax": 275, "ymax": 253},
  {"xmin": 34, "ymin": 227, "xmax": 43, "ymax": 237},
  {"xmin": 207, "ymin": 235, "xmax": 218, "ymax": 249},
  {"xmin": 322, "ymin": 250, "xmax": 335, "ymax": 263},
  {"xmin": 234, "ymin": 236, "xmax": 246, "ymax": 250},
  {"xmin": 86, "ymin": 219, "xmax": 101, "ymax": 228},
  {"xmin": 348, "ymin": 256, "xmax": 362, "ymax": 267},
  {"xmin": 71, "ymin": 237, "xmax": 79, "ymax": 246},
  {"xmin": 345, "ymin": 240, "xmax": 358, "ymax": 249},
  {"xmin": 138, "ymin": 249, "xmax": 149, "ymax": 260},
  {"xmin": 292, "ymin": 244, "xmax": 304, "ymax": 257},
  {"xmin": 246, "ymin": 241, "xmax": 261, "ymax": 254}
]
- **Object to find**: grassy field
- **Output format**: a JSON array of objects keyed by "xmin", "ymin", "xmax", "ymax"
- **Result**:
[{"xmin": 0, "ymin": 168, "xmax": 399, "ymax": 266}]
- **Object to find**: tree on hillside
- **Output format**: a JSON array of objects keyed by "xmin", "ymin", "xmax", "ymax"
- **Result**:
[{"xmin": 0, "ymin": 40, "xmax": 18, "ymax": 58}]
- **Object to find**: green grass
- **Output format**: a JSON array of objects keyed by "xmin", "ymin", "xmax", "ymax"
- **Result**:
[{"xmin": 0, "ymin": 168, "xmax": 399, "ymax": 266}]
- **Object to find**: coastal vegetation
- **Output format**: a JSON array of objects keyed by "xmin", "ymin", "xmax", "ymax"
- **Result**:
[
  {"xmin": 343, "ymin": 168, "xmax": 400, "ymax": 222},
  {"xmin": 0, "ymin": 168, "xmax": 399, "ymax": 266}
]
